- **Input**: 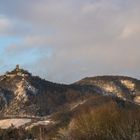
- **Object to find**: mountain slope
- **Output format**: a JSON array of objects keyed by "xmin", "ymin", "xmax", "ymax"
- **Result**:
[
  {"xmin": 0, "ymin": 66, "xmax": 96, "ymax": 117},
  {"xmin": 75, "ymin": 76, "xmax": 140, "ymax": 104},
  {"xmin": 0, "ymin": 66, "xmax": 140, "ymax": 117}
]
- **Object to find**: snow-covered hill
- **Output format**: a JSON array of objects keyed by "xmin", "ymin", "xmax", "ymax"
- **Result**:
[{"xmin": 0, "ymin": 66, "xmax": 140, "ymax": 118}]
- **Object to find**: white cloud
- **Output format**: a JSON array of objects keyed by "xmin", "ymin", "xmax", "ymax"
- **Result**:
[
  {"xmin": 0, "ymin": 16, "xmax": 12, "ymax": 34},
  {"xmin": 120, "ymin": 23, "xmax": 140, "ymax": 39},
  {"xmin": 0, "ymin": 0, "xmax": 140, "ymax": 83}
]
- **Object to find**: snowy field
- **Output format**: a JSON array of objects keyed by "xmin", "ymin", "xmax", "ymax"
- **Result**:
[
  {"xmin": 0, "ymin": 118, "xmax": 31, "ymax": 129},
  {"xmin": 26, "ymin": 119, "xmax": 53, "ymax": 129}
]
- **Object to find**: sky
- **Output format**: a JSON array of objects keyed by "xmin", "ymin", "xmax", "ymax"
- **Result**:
[{"xmin": 0, "ymin": 0, "xmax": 140, "ymax": 84}]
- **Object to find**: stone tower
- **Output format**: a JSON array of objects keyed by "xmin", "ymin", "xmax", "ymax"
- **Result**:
[{"xmin": 16, "ymin": 64, "xmax": 20, "ymax": 71}]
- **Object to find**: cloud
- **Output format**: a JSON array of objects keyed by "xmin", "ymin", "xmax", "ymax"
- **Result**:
[
  {"xmin": 120, "ymin": 23, "xmax": 140, "ymax": 39},
  {"xmin": 0, "ymin": 16, "xmax": 13, "ymax": 35},
  {"xmin": 0, "ymin": 0, "xmax": 140, "ymax": 83}
]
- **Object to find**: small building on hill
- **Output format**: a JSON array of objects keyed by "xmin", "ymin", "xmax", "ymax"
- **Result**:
[{"xmin": 5, "ymin": 65, "xmax": 29, "ymax": 78}]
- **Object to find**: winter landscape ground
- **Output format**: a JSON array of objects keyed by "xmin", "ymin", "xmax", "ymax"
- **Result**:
[
  {"xmin": 0, "ymin": 66, "xmax": 139, "ymax": 139},
  {"xmin": 0, "ymin": 0, "xmax": 140, "ymax": 140}
]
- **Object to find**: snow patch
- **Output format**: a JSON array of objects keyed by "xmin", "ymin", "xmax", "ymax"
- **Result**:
[
  {"xmin": 121, "ymin": 80, "xmax": 135, "ymax": 91},
  {"xmin": 14, "ymin": 79, "xmax": 38, "ymax": 101},
  {"xmin": 0, "ymin": 118, "xmax": 31, "ymax": 129},
  {"xmin": 104, "ymin": 85, "xmax": 116, "ymax": 92},
  {"xmin": 24, "ymin": 80, "xmax": 38, "ymax": 95},
  {"xmin": 15, "ymin": 81, "xmax": 27, "ymax": 101},
  {"xmin": 26, "ymin": 119, "xmax": 54, "ymax": 129},
  {"xmin": 134, "ymin": 96, "xmax": 140, "ymax": 104},
  {"xmin": 71, "ymin": 100, "xmax": 87, "ymax": 110}
]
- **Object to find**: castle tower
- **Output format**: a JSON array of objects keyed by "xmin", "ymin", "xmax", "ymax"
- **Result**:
[{"xmin": 16, "ymin": 64, "xmax": 20, "ymax": 71}]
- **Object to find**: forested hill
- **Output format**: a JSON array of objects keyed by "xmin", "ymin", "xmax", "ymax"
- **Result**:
[{"xmin": 0, "ymin": 66, "xmax": 139, "ymax": 117}]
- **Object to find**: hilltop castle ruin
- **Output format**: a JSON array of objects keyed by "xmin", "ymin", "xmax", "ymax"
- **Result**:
[{"xmin": 5, "ymin": 65, "xmax": 29, "ymax": 78}]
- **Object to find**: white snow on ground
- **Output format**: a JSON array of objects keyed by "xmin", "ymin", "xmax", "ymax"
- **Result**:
[
  {"xmin": 26, "ymin": 119, "xmax": 54, "ymax": 129},
  {"xmin": 70, "ymin": 100, "xmax": 87, "ymax": 110},
  {"xmin": 14, "ymin": 78, "xmax": 38, "ymax": 101},
  {"xmin": 134, "ymin": 96, "xmax": 140, "ymax": 105},
  {"xmin": 24, "ymin": 80, "xmax": 38, "ymax": 95},
  {"xmin": 0, "ymin": 119, "xmax": 31, "ymax": 129},
  {"xmin": 121, "ymin": 80, "xmax": 135, "ymax": 91},
  {"xmin": 15, "ymin": 81, "xmax": 27, "ymax": 101}
]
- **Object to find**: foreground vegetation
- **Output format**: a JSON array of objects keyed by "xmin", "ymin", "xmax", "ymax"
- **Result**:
[
  {"xmin": 0, "ymin": 101, "xmax": 140, "ymax": 140},
  {"xmin": 60, "ymin": 102, "xmax": 140, "ymax": 140}
]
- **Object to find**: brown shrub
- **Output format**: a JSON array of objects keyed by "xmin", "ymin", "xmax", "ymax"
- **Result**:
[{"xmin": 67, "ymin": 102, "xmax": 140, "ymax": 140}]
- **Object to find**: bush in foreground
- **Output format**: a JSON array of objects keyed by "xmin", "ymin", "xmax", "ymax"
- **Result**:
[{"xmin": 57, "ymin": 102, "xmax": 140, "ymax": 140}]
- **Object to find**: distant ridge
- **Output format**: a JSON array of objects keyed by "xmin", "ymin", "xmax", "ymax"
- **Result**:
[{"xmin": 0, "ymin": 65, "xmax": 139, "ymax": 117}]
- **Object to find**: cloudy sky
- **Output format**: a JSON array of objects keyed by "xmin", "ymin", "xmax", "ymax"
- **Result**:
[{"xmin": 0, "ymin": 0, "xmax": 140, "ymax": 83}]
